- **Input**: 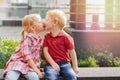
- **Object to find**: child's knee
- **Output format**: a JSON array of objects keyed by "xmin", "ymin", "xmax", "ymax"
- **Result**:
[
  {"xmin": 45, "ymin": 70, "xmax": 59, "ymax": 80},
  {"xmin": 69, "ymin": 73, "xmax": 77, "ymax": 80},
  {"xmin": 5, "ymin": 71, "xmax": 20, "ymax": 80},
  {"xmin": 63, "ymin": 70, "xmax": 77, "ymax": 80},
  {"xmin": 45, "ymin": 74, "xmax": 58, "ymax": 80},
  {"xmin": 24, "ymin": 71, "xmax": 39, "ymax": 80},
  {"xmin": 29, "ymin": 75, "xmax": 39, "ymax": 80}
]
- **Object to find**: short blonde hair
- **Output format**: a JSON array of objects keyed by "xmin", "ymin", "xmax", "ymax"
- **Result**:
[
  {"xmin": 47, "ymin": 9, "xmax": 67, "ymax": 30},
  {"xmin": 21, "ymin": 14, "xmax": 41, "ymax": 40}
]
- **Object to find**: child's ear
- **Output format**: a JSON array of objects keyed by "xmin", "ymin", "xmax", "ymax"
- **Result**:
[
  {"xmin": 31, "ymin": 25, "xmax": 35, "ymax": 30},
  {"xmin": 54, "ymin": 19, "xmax": 58, "ymax": 25}
]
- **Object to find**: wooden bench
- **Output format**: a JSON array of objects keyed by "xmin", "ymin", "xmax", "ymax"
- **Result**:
[{"xmin": 1, "ymin": 67, "xmax": 120, "ymax": 80}]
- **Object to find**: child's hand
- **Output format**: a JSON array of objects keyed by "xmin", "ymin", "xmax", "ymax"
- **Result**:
[
  {"xmin": 40, "ymin": 68, "xmax": 44, "ymax": 72},
  {"xmin": 51, "ymin": 62, "xmax": 60, "ymax": 72},
  {"xmin": 73, "ymin": 66, "xmax": 79, "ymax": 74},
  {"xmin": 38, "ymin": 72, "xmax": 43, "ymax": 78}
]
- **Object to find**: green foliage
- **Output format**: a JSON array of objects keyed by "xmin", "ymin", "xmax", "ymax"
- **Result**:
[
  {"xmin": 113, "ymin": 57, "xmax": 120, "ymax": 67},
  {"xmin": 77, "ymin": 48, "xmax": 120, "ymax": 67},
  {"xmin": 77, "ymin": 49, "xmax": 90, "ymax": 60},
  {"xmin": 0, "ymin": 38, "xmax": 19, "ymax": 68},
  {"xmin": 0, "ymin": 52, "xmax": 6, "ymax": 68},
  {"xmin": 78, "ymin": 56, "xmax": 98, "ymax": 67},
  {"xmin": 88, "ymin": 56, "xmax": 99, "ymax": 67},
  {"xmin": 0, "ymin": 38, "xmax": 45, "ymax": 68},
  {"xmin": 94, "ymin": 51, "xmax": 113, "ymax": 67},
  {"xmin": 78, "ymin": 59, "xmax": 89, "ymax": 67},
  {"xmin": 40, "ymin": 59, "xmax": 45, "ymax": 68}
]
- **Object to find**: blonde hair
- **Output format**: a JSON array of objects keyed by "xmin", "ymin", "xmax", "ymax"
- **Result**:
[
  {"xmin": 21, "ymin": 14, "xmax": 41, "ymax": 40},
  {"xmin": 47, "ymin": 9, "xmax": 67, "ymax": 30}
]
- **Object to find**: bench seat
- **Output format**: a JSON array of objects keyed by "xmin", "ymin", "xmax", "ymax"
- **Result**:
[{"xmin": 1, "ymin": 67, "xmax": 120, "ymax": 80}]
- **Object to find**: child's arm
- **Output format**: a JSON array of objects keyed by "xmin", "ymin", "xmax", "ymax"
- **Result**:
[
  {"xmin": 27, "ymin": 59, "xmax": 43, "ymax": 78},
  {"xmin": 69, "ymin": 49, "xmax": 79, "ymax": 74},
  {"xmin": 43, "ymin": 47, "xmax": 60, "ymax": 71}
]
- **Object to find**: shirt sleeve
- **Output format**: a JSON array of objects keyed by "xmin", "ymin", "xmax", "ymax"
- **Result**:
[
  {"xmin": 21, "ymin": 37, "xmax": 33, "ymax": 61},
  {"xmin": 64, "ymin": 35, "xmax": 75, "ymax": 50}
]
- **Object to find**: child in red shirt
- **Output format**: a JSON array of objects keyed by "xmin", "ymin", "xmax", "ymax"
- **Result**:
[
  {"xmin": 43, "ymin": 9, "xmax": 79, "ymax": 80},
  {"xmin": 4, "ymin": 14, "xmax": 45, "ymax": 80}
]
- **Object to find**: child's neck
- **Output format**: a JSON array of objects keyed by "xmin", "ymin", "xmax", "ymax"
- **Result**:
[
  {"xmin": 51, "ymin": 27, "xmax": 61, "ymax": 37},
  {"xmin": 30, "ymin": 31, "xmax": 40, "ymax": 36}
]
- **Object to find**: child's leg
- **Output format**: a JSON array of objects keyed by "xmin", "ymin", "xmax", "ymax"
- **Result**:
[
  {"xmin": 4, "ymin": 70, "xmax": 21, "ymax": 80},
  {"xmin": 44, "ymin": 64, "xmax": 60, "ymax": 80},
  {"xmin": 24, "ymin": 71, "xmax": 39, "ymax": 80},
  {"xmin": 59, "ymin": 62, "xmax": 77, "ymax": 80}
]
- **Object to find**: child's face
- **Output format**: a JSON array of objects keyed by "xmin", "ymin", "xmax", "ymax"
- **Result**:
[
  {"xmin": 45, "ymin": 15, "xmax": 54, "ymax": 30},
  {"xmin": 33, "ymin": 17, "xmax": 45, "ymax": 34}
]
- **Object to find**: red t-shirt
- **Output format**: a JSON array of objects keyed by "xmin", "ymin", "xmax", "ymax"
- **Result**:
[{"xmin": 43, "ymin": 30, "xmax": 74, "ymax": 64}]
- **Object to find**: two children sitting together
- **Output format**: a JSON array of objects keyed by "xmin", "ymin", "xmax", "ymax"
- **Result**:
[{"xmin": 4, "ymin": 9, "xmax": 79, "ymax": 80}]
